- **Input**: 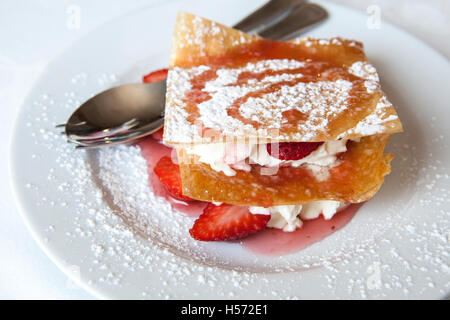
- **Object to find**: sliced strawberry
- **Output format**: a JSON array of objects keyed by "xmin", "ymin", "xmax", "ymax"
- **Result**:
[
  {"xmin": 190, "ymin": 203, "xmax": 270, "ymax": 241},
  {"xmin": 267, "ymin": 142, "xmax": 324, "ymax": 160},
  {"xmin": 142, "ymin": 68, "xmax": 168, "ymax": 83},
  {"xmin": 153, "ymin": 156, "xmax": 193, "ymax": 201},
  {"xmin": 151, "ymin": 127, "xmax": 164, "ymax": 141}
]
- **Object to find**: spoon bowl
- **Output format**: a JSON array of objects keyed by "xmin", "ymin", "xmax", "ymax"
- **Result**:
[{"xmin": 65, "ymin": 81, "xmax": 166, "ymax": 141}]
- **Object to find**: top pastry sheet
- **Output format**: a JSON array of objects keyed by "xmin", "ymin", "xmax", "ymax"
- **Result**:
[{"xmin": 163, "ymin": 12, "xmax": 403, "ymax": 146}]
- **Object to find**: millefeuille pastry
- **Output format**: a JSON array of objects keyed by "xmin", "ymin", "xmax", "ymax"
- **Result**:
[{"xmin": 158, "ymin": 12, "xmax": 403, "ymax": 241}]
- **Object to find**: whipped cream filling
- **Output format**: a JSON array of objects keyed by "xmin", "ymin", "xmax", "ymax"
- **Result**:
[
  {"xmin": 249, "ymin": 201, "xmax": 346, "ymax": 232},
  {"xmin": 184, "ymin": 140, "xmax": 348, "ymax": 180}
]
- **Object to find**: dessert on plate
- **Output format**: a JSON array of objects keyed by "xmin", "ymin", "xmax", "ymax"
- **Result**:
[{"xmin": 149, "ymin": 12, "xmax": 403, "ymax": 242}]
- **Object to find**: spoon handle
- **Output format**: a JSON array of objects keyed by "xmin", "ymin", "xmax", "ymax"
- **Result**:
[
  {"xmin": 233, "ymin": 0, "xmax": 306, "ymax": 33},
  {"xmin": 258, "ymin": 3, "xmax": 328, "ymax": 40}
]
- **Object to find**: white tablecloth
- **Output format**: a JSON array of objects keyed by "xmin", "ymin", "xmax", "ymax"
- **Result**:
[{"xmin": 0, "ymin": 0, "xmax": 448, "ymax": 299}]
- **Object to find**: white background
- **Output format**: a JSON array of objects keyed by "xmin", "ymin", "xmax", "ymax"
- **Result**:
[{"xmin": 0, "ymin": 0, "xmax": 448, "ymax": 299}]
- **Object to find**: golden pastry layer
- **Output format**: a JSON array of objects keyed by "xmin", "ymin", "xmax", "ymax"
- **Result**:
[{"xmin": 178, "ymin": 135, "xmax": 393, "ymax": 206}]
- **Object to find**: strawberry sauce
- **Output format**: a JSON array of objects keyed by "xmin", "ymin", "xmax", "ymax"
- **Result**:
[
  {"xmin": 241, "ymin": 203, "xmax": 363, "ymax": 257},
  {"xmin": 136, "ymin": 136, "xmax": 207, "ymax": 217}
]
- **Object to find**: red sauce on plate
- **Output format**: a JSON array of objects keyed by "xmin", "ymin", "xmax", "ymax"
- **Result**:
[
  {"xmin": 136, "ymin": 136, "xmax": 207, "ymax": 217},
  {"xmin": 241, "ymin": 203, "xmax": 363, "ymax": 257}
]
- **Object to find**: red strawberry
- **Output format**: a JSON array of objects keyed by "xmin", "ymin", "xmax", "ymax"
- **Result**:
[
  {"xmin": 267, "ymin": 142, "xmax": 324, "ymax": 160},
  {"xmin": 151, "ymin": 127, "xmax": 164, "ymax": 141},
  {"xmin": 153, "ymin": 156, "xmax": 193, "ymax": 201},
  {"xmin": 190, "ymin": 203, "xmax": 270, "ymax": 241},
  {"xmin": 142, "ymin": 68, "xmax": 168, "ymax": 83}
]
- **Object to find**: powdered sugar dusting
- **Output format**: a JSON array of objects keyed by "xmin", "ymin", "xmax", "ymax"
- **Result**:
[
  {"xmin": 340, "ymin": 96, "xmax": 399, "ymax": 137},
  {"xmin": 164, "ymin": 59, "xmax": 356, "ymax": 143},
  {"xmin": 348, "ymin": 61, "xmax": 379, "ymax": 82},
  {"xmin": 170, "ymin": 12, "xmax": 254, "ymax": 63},
  {"xmin": 348, "ymin": 61, "xmax": 381, "ymax": 94},
  {"xmin": 290, "ymin": 37, "xmax": 362, "ymax": 50},
  {"xmin": 239, "ymin": 79, "xmax": 353, "ymax": 140},
  {"xmin": 165, "ymin": 56, "xmax": 402, "ymax": 144},
  {"xmin": 165, "ymin": 65, "xmax": 210, "ymax": 141}
]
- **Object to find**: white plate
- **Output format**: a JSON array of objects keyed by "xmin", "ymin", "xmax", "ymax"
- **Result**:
[{"xmin": 11, "ymin": 0, "xmax": 450, "ymax": 299}]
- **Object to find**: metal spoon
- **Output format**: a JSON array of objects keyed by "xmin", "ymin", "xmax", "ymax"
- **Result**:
[
  {"xmin": 62, "ymin": 1, "xmax": 327, "ymax": 148},
  {"xmin": 64, "ymin": 82, "xmax": 166, "ymax": 143}
]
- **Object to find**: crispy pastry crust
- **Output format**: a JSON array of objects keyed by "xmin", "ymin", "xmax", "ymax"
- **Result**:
[
  {"xmin": 164, "ymin": 12, "xmax": 403, "ymax": 145},
  {"xmin": 178, "ymin": 135, "xmax": 393, "ymax": 206}
]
